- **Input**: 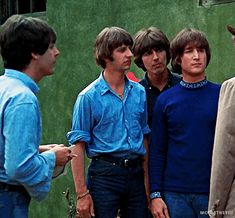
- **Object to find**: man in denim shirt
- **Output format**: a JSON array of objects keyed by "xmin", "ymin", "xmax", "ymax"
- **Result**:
[
  {"xmin": 67, "ymin": 27, "xmax": 150, "ymax": 218},
  {"xmin": 0, "ymin": 15, "xmax": 73, "ymax": 217}
]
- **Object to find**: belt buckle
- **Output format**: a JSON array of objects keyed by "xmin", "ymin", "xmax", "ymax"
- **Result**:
[{"xmin": 124, "ymin": 159, "xmax": 129, "ymax": 167}]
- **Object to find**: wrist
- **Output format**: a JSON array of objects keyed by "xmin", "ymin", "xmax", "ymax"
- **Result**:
[
  {"xmin": 76, "ymin": 190, "xmax": 90, "ymax": 200},
  {"xmin": 150, "ymin": 191, "xmax": 162, "ymax": 200}
]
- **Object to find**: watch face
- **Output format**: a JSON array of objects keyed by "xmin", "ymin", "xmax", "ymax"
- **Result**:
[{"xmin": 150, "ymin": 192, "xmax": 161, "ymax": 199}]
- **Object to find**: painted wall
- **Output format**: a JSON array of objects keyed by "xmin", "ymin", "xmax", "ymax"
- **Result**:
[{"xmin": 0, "ymin": 0, "xmax": 235, "ymax": 217}]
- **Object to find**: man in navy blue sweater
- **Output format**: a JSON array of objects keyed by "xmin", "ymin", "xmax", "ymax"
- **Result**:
[{"xmin": 149, "ymin": 28, "xmax": 221, "ymax": 218}]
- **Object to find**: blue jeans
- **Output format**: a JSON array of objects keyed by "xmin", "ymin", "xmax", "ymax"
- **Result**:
[
  {"xmin": 164, "ymin": 191, "xmax": 209, "ymax": 218},
  {"xmin": 0, "ymin": 189, "xmax": 30, "ymax": 218},
  {"xmin": 87, "ymin": 159, "xmax": 148, "ymax": 218}
]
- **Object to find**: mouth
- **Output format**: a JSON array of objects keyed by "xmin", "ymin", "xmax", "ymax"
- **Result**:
[
  {"xmin": 152, "ymin": 63, "xmax": 162, "ymax": 68},
  {"xmin": 192, "ymin": 63, "xmax": 202, "ymax": 67},
  {"xmin": 124, "ymin": 60, "xmax": 131, "ymax": 65}
]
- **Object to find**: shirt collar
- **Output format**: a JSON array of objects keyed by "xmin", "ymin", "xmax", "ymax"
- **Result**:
[
  {"xmin": 98, "ymin": 71, "xmax": 133, "ymax": 95},
  {"xmin": 4, "ymin": 69, "xmax": 39, "ymax": 94},
  {"xmin": 143, "ymin": 69, "xmax": 176, "ymax": 88}
]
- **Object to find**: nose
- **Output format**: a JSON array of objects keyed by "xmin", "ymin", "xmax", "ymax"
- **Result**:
[
  {"xmin": 193, "ymin": 49, "xmax": 199, "ymax": 59},
  {"xmin": 54, "ymin": 47, "xmax": 60, "ymax": 56},
  {"xmin": 126, "ymin": 47, "xmax": 133, "ymax": 57},
  {"xmin": 152, "ymin": 50, "xmax": 159, "ymax": 60}
]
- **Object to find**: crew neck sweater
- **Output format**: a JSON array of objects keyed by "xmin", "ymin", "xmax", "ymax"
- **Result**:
[{"xmin": 149, "ymin": 81, "xmax": 221, "ymax": 194}]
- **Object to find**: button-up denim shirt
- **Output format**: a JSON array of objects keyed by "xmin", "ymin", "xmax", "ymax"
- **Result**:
[
  {"xmin": 0, "ymin": 69, "xmax": 55, "ymax": 201},
  {"xmin": 67, "ymin": 72, "xmax": 150, "ymax": 158}
]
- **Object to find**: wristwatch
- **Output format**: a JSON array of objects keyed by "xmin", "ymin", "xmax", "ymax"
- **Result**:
[{"xmin": 150, "ymin": 191, "xmax": 162, "ymax": 200}]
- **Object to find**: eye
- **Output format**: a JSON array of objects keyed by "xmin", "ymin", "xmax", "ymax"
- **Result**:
[
  {"xmin": 117, "ymin": 46, "xmax": 127, "ymax": 53},
  {"xmin": 49, "ymin": 44, "xmax": 55, "ymax": 49},
  {"xmin": 154, "ymin": 48, "xmax": 163, "ymax": 52},
  {"xmin": 143, "ymin": 50, "xmax": 152, "ymax": 56},
  {"xmin": 184, "ymin": 48, "xmax": 192, "ymax": 53},
  {"xmin": 197, "ymin": 48, "xmax": 205, "ymax": 53}
]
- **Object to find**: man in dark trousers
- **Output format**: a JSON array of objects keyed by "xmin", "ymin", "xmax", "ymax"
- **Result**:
[
  {"xmin": 0, "ymin": 15, "xmax": 73, "ymax": 217},
  {"xmin": 67, "ymin": 27, "xmax": 150, "ymax": 218}
]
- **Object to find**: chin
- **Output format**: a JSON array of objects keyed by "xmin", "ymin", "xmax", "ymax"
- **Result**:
[{"xmin": 45, "ymin": 70, "xmax": 54, "ymax": 76}]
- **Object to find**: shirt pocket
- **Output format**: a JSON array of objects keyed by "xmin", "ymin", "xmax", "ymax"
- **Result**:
[{"xmin": 95, "ymin": 114, "xmax": 122, "ymax": 143}]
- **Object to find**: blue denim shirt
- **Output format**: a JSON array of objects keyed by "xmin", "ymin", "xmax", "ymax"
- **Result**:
[
  {"xmin": 67, "ymin": 72, "xmax": 150, "ymax": 158},
  {"xmin": 0, "ymin": 69, "xmax": 55, "ymax": 201}
]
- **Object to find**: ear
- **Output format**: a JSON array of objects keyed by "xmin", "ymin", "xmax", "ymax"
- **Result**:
[
  {"xmin": 31, "ymin": 52, "xmax": 39, "ymax": 60},
  {"xmin": 176, "ymin": 56, "xmax": 182, "ymax": 65}
]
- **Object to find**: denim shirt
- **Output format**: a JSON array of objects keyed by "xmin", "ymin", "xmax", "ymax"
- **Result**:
[
  {"xmin": 0, "ymin": 69, "xmax": 55, "ymax": 201},
  {"xmin": 67, "ymin": 72, "xmax": 150, "ymax": 158}
]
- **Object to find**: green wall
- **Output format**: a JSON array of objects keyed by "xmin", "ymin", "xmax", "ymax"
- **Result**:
[{"xmin": 1, "ymin": 0, "xmax": 235, "ymax": 217}]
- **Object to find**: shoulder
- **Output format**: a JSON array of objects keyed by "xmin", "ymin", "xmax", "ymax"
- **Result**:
[
  {"xmin": 207, "ymin": 81, "xmax": 221, "ymax": 92},
  {"xmin": 219, "ymin": 77, "xmax": 235, "ymax": 99},
  {"xmin": 131, "ymin": 80, "xmax": 145, "ymax": 89},
  {"xmin": 162, "ymin": 83, "xmax": 181, "ymax": 96},
  {"xmin": 1, "ymin": 77, "xmax": 37, "ymax": 103},
  {"xmin": 170, "ymin": 71, "xmax": 182, "ymax": 80},
  {"xmin": 139, "ymin": 78, "xmax": 147, "ymax": 87},
  {"xmin": 222, "ymin": 77, "xmax": 235, "ymax": 88},
  {"xmin": 157, "ymin": 84, "xmax": 181, "ymax": 104},
  {"xmin": 79, "ymin": 78, "xmax": 100, "ymax": 96},
  {"xmin": 169, "ymin": 71, "xmax": 182, "ymax": 84},
  {"xmin": 130, "ymin": 80, "xmax": 146, "ymax": 96}
]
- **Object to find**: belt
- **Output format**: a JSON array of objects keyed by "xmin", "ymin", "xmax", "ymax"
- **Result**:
[
  {"xmin": 0, "ymin": 181, "xmax": 28, "ymax": 195},
  {"xmin": 92, "ymin": 155, "xmax": 143, "ymax": 168}
]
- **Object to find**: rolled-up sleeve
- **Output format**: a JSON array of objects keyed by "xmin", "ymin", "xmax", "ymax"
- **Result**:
[{"xmin": 67, "ymin": 94, "xmax": 92, "ymax": 144}]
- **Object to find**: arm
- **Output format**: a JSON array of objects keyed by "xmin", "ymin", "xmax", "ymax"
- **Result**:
[
  {"xmin": 4, "ymin": 103, "xmax": 69, "ymax": 201},
  {"xmin": 143, "ymin": 135, "xmax": 150, "ymax": 206},
  {"xmin": 39, "ymin": 144, "xmax": 57, "ymax": 153},
  {"xmin": 149, "ymin": 99, "xmax": 169, "ymax": 218},
  {"xmin": 71, "ymin": 141, "xmax": 94, "ymax": 217},
  {"xmin": 67, "ymin": 94, "xmax": 95, "ymax": 217},
  {"xmin": 209, "ymin": 81, "xmax": 235, "ymax": 217}
]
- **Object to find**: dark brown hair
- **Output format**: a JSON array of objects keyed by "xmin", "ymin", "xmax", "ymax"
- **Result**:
[
  {"xmin": 170, "ymin": 28, "xmax": 211, "ymax": 74},
  {"xmin": 133, "ymin": 27, "xmax": 170, "ymax": 71},
  {"xmin": 0, "ymin": 14, "xmax": 56, "ymax": 71},
  {"xmin": 95, "ymin": 27, "xmax": 133, "ymax": 68}
]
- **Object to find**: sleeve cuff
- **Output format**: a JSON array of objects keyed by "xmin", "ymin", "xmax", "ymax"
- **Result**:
[{"xmin": 66, "ymin": 130, "xmax": 90, "ymax": 144}]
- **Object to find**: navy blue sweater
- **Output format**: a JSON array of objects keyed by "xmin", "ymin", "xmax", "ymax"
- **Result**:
[{"xmin": 149, "ymin": 81, "xmax": 221, "ymax": 194}]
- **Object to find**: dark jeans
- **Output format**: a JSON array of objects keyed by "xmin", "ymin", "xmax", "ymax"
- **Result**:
[
  {"xmin": 164, "ymin": 191, "xmax": 209, "ymax": 218},
  {"xmin": 87, "ymin": 158, "xmax": 148, "ymax": 218},
  {"xmin": 0, "ymin": 189, "xmax": 30, "ymax": 218}
]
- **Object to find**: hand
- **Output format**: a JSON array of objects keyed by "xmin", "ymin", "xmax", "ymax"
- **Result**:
[
  {"xmin": 151, "ymin": 198, "xmax": 170, "ymax": 218},
  {"xmin": 39, "ymin": 144, "xmax": 57, "ymax": 153},
  {"xmin": 76, "ymin": 194, "xmax": 95, "ymax": 218},
  {"xmin": 51, "ymin": 144, "xmax": 74, "ymax": 166}
]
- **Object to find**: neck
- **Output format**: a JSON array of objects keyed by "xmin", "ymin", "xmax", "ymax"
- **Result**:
[
  {"xmin": 148, "ymin": 69, "xmax": 169, "ymax": 90},
  {"xmin": 103, "ymin": 69, "xmax": 125, "ymax": 98},
  {"xmin": 103, "ymin": 69, "xmax": 125, "ymax": 86},
  {"xmin": 22, "ymin": 69, "xmax": 41, "ymax": 83},
  {"xmin": 182, "ymin": 73, "xmax": 205, "ymax": 83}
]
